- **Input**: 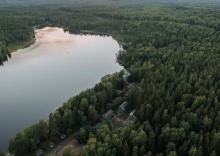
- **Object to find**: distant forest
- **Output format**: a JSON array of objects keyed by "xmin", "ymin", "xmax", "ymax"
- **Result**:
[
  {"xmin": 1, "ymin": 0, "xmax": 220, "ymax": 5},
  {"xmin": 2, "ymin": 0, "xmax": 220, "ymax": 155}
]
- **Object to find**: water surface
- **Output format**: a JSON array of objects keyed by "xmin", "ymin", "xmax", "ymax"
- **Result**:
[{"xmin": 0, "ymin": 27, "xmax": 122, "ymax": 151}]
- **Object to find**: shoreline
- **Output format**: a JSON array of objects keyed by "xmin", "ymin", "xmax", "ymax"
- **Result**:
[
  {"xmin": 8, "ymin": 38, "xmax": 36, "ymax": 54},
  {"xmin": 1, "ymin": 26, "xmax": 124, "ymax": 153}
]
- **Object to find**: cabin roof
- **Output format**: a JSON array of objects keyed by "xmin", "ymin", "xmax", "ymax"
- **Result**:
[
  {"xmin": 49, "ymin": 142, "xmax": 55, "ymax": 148},
  {"xmin": 35, "ymin": 149, "xmax": 42, "ymax": 156},
  {"xmin": 129, "ymin": 109, "xmax": 136, "ymax": 116},
  {"xmin": 60, "ymin": 133, "xmax": 66, "ymax": 139},
  {"xmin": 102, "ymin": 109, "xmax": 114, "ymax": 118},
  {"xmin": 123, "ymin": 69, "xmax": 131, "ymax": 77},
  {"xmin": 93, "ymin": 123, "xmax": 101, "ymax": 129},
  {"xmin": 127, "ymin": 83, "xmax": 133, "ymax": 89},
  {"xmin": 119, "ymin": 101, "xmax": 128, "ymax": 108}
]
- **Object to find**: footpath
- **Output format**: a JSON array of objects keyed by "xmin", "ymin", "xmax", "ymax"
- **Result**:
[{"xmin": 45, "ymin": 135, "xmax": 75, "ymax": 156}]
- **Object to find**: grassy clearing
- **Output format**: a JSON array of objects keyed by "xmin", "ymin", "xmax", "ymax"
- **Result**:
[
  {"xmin": 112, "ymin": 118, "xmax": 120, "ymax": 130},
  {"xmin": 118, "ymin": 111, "xmax": 130, "ymax": 120},
  {"xmin": 111, "ymin": 110, "xmax": 130, "ymax": 130}
]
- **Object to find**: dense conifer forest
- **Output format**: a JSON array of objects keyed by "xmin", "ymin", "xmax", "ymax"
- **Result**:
[{"xmin": 2, "ymin": 0, "xmax": 220, "ymax": 155}]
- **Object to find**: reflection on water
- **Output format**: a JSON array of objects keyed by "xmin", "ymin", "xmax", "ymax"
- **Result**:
[
  {"xmin": 36, "ymin": 27, "xmax": 75, "ymax": 44},
  {"xmin": 0, "ymin": 27, "xmax": 122, "ymax": 151}
]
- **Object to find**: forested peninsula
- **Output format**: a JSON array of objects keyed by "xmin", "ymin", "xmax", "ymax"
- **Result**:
[{"xmin": 2, "ymin": 0, "xmax": 220, "ymax": 155}]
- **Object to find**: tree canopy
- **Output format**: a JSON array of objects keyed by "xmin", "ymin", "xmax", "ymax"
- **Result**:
[{"xmin": 3, "ymin": 1, "xmax": 220, "ymax": 155}]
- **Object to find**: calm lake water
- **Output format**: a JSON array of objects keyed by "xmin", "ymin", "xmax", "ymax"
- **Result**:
[{"xmin": 0, "ymin": 27, "xmax": 122, "ymax": 151}]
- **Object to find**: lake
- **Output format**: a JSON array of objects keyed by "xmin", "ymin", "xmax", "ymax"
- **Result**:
[{"xmin": 0, "ymin": 27, "xmax": 122, "ymax": 151}]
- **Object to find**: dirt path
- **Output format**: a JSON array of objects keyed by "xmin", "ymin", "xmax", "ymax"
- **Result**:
[
  {"xmin": 57, "ymin": 139, "xmax": 85, "ymax": 156},
  {"xmin": 46, "ymin": 113, "xmax": 122, "ymax": 156},
  {"xmin": 45, "ymin": 137, "xmax": 85, "ymax": 156}
]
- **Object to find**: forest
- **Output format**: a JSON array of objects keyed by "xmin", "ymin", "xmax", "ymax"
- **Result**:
[{"xmin": 1, "ymin": 0, "xmax": 220, "ymax": 155}]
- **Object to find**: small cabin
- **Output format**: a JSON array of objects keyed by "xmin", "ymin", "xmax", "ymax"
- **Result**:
[
  {"xmin": 102, "ymin": 109, "xmax": 114, "ymax": 118},
  {"xmin": 118, "ymin": 101, "xmax": 128, "ymax": 113},
  {"xmin": 92, "ymin": 123, "xmax": 101, "ymax": 133},
  {"xmin": 35, "ymin": 149, "xmax": 43, "ymax": 156},
  {"xmin": 127, "ymin": 83, "xmax": 133, "ymax": 89},
  {"xmin": 60, "ymin": 133, "xmax": 66, "ymax": 139},
  {"xmin": 122, "ymin": 69, "xmax": 131, "ymax": 81},
  {"xmin": 128, "ymin": 109, "xmax": 136, "ymax": 120},
  {"xmin": 115, "ymin": 89, "xmax": 122, "ymax": 95},
  {"xmin": 49, "ymin": 142, "xmax": 55, "ymax": 148}
]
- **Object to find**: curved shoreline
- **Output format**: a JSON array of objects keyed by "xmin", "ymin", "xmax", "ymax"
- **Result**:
[{"xmin": 1, "ymin": 27, "xmax": 123, "ymax": 152}]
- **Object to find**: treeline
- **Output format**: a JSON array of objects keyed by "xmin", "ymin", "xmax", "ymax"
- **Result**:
[
  {"xmin": 8, "ymin": 120, "xmax": 48, "ymax": 155},
  {"xmin": 8, "ymin": 71, "xmax": 126, "ymax": 155},
  {"xmin": 48, "ymin": 72, "xmax": 124, "ymax": 135},
  {"xmin": 0, "ymin": 7, "xmax": 35, "ymax": 65},
  {"xmin": 3, "ymin": 2, "xmax": 220, "ymax": 156}
]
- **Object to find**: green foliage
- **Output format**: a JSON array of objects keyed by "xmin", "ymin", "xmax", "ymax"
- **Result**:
[
  {"xmin": 8, "ymin": 120, "xmax": 48, "ymax": 155},
  {"xmin": 76, "ymin": 127, "xmax": 90, "ymax": 143},
  {"xmin": 63, "ymin": 145, "xmax": 75, "ymax": 156},
  {"xmin": 4, "ymin": 1, "xmax": 220, "ymax": 156},
  {"xmin": 49, "ymin": 113, "xmax": 59, "ymax": 136}
]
